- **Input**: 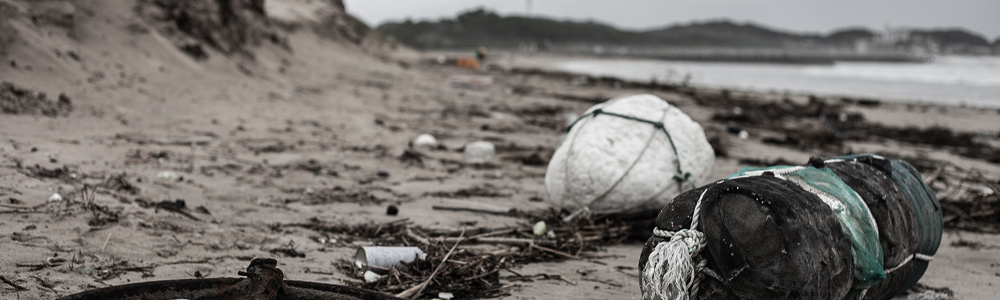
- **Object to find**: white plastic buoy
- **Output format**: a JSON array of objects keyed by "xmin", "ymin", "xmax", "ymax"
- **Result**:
[
  {"xmin": 463, "ymin": 141, "xmax": 495, "ymax": 164},
  {"xmin": 545, "ymin": 94, "xmax": 715, "ymax": 214},
  {"xmin": 413, "ymin": 133, "xmax": 437, "ymax": 148}
]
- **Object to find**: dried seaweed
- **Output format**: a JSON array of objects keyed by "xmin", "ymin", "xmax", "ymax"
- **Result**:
[
  {"xmin": 287, "ymin": 210, "xmax": 630, "ymax": 299},
  {"xmin": 426, "ymin": 185, "xmax": 511, "ymax": 198},
  {"xmin": 929, "ymin": 162, "xmax": 1000, "ymax": 233}
]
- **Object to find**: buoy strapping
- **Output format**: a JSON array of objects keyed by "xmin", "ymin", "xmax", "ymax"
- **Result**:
[
  {"xmin": 888, "ymin": 159, "xmax": 943, "ymax": 294},
  {"xmin": 825, "ymin": 156, "xmax": 920, "ymax": 300},
  {"xmin": 545, "ymin": 94, "xmax": 714, "ymax": 215},
  {"xmin": 639, "ymin": 155, "xmax": 942, "ymax": 300},
  {"xmin": 729, "ymin": 165, "xmax": 886, "ymax": 290}
]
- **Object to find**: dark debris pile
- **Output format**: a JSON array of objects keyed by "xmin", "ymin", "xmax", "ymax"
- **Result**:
[
  {"xmin": 929, "ymin": 162, "xmax": 1000, "ymax": 233},
  {"xmin": 285, "ymin": 210, "xmax": 631, "ymax": 298},
  {"xmin": 699, "ymin": 90, "xmax": 1000, "ymax": 163}
]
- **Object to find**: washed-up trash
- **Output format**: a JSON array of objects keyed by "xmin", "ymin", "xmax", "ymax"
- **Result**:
[
  {"xmin": 727, "ymin": 125, "xmax": 749, "ymax": 139},
  {"xmin": 639, "ymin": 155, "xmax": 941, "ymax": 300},
  {"xmin": 438, "ymin": 292, "xmax": 455, "ymax": 299},
  {"xmin": 364, "ymin": 270, "xmax": 383, "ymax": 283},
  {"xmin": 413, "ymin": 133, "xmax": 437, "ymax": 148},
  {"xmin": 454, "ymin": 57, "xmax": 479, "ymax": 70},
  {"xmin": 48, "ymin": 193, "xmax": 62, "ymax": 202},
  {"xmin": 448, "ymin": 75, "xmax": 493, "ymax": 90},
  {"xmin": 546, "ymin": 94, "xmax": 715, "ymax": 215},
  {"xmin": 463, "ymin": 141, "xmax": 495, "ymax": 164},
  {"xmin": 59, "ymin": 258, "xmax": 404, "ymax": 299},
  {"xmin": 156, "ymin": 171, "xmax": 179, "ymax": 180},
  {"xmin": 355, "ymin": 246, "xmax": 427, "ymax": 273},
  {"xmin": 532, "ymin": 221, "xmax": 547, "ymax": 237}
]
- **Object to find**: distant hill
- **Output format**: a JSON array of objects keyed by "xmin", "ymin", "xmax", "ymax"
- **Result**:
[
  {"xmin": 642, "ymin": 20, "xmax": 819, "ymax": 48},
  {"xmin": 376, "ymin": 9, "xmax": 649, "ymax": 49},
  {"xmin": 376, "ymin": 8, "xmax": 992, "ymax": 54}
]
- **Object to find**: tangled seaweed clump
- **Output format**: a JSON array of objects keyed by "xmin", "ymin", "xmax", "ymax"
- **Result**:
[{"xmin": 283, "ymin": 210, "xmax": 631, "ymax": 298}]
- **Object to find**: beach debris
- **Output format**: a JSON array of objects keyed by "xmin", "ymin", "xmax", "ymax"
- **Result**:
[
  {"xmin": 905, "ymin": 283, "xmax": 956, "ymax": 300},
  {"xmin": 448, "ymin": 75, "xmax": 492, "ymax": 90},
  {"xmin": 135, "ymin": 199, "xmax": 202, "ymax": 221},
  {"xmin": 291, "ymin": 209, "xmax": 632, "ymax": 298},
  {"xmin": 364, "ymin": 270, "xmax": 383, "ymax": 283},
  {"xmin": 463, "ymin": 141, "xmax": 495, "ymax": 164},
  {"xmin": 547, "ymin": 94, "xmax": 715, "ymax": 215},
  {"xmin": 426, "ymin": 184, "xmax": 510, "ymax": 198},
  {"xmin": 929, "ymin": 161, "xmax": 1000, "ymax": 233},
  {"xmin": 355, "ymin": 246, "xmax": 427, "ymax": 273},
  {"xmin": 453, "ymin": 58, "xmax": 480, "ymax": 70},
  {"xmin": 412, "ymin": 133, "xmax": 438, "ymax": 148},
  {"xmin": 533, "ymin": 221, "xmax": 547, "ymax": 237},
  {"xmin": 48, "ymin": 193, "xmax": 62, "ymax": 202},
  {"xmin": 438, "ymin": 292, "xmax": 455, "ymax": 299},
  {"xmin": 386, "ymin": 205, "xmax": 399, "ymax": 216},
  {"xmin": 639, "ymin": 155, "xmax": 941, "ymax": 300},
  {"xmin": 0, "ymin": 275, "xmax": 28, "ymax": 291},
  {"xmin": 431, "ymin": 204, "xmax": 512, "ymax": 216},
  {"xmin": 156, "ymin": 171, "xmax": 180, "ymax": 180},
  {"xmin": 58, "ymin": 258, "xmax": 402, "ymax": 299}
]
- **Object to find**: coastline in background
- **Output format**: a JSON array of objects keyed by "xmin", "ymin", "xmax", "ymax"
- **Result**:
[{"xmin": 553, "ymin": 56, "xmax": 1000, "ymax": 108}]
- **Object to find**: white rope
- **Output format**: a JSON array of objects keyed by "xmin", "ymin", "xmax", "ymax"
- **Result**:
[
  {"xmin": 642, "ymin": 189, "xmax": 711, "ymax": 300},
  {"xmin": 642, "ymin": 229, "xmax": 707, "ymax": 300},
  {"xmin": 884, "ymin": 253, "xmax": 935, "ymax": 274}
]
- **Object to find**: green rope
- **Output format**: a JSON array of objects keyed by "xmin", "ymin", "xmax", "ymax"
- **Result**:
[{"xmin": 565, "ymin": 108, "xmax": 692, "ymax": 184}]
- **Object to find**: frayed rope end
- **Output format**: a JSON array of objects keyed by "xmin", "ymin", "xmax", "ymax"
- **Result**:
[{"xmin": 641, "ymin": 229, "xmax": 707, "ymax": 300}]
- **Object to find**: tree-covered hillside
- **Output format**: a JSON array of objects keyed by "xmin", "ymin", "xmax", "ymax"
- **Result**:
[{"xmin": 376, "ymin": 8, "xmax": 993, "ymax": 53}]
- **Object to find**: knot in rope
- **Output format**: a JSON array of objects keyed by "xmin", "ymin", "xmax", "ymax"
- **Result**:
[
  {"xmin": 642, "ymin": 228, "xmax": 708, "ymax": 300},
  {"xmin": 669, "ymin": 229, "xmax": 707, "ymax": 254}
]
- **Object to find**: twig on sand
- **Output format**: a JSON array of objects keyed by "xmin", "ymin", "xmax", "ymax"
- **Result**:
[
  {"xmin": 432, "ymin": 205, "xmax": 513, "ymax": 216},
  {"xmin": 530, "ymin": 243, "xmax": 579, "ymax": 260},
  {"xmin": 924, "ymin": 161, "xmax": 950, "ymax": 186},
  {"xmin": 440, "ymin": 236, "xmax": 556, "ymax": 246},
  {"xmin": 0, "ymin": 275, "xmax": 29, "ymax": 291},
  {"xmin": 101, "ymin": 232, "xmax": 112, "ymax": 251},
  {"xmin": 396, "ymin": 228, "xmax": 466, "ymax": 300}
]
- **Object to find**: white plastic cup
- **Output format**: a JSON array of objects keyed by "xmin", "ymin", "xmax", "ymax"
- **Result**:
[{"xmin": 354, "ymin": 246, "xmax": 427, "ymax": 273}]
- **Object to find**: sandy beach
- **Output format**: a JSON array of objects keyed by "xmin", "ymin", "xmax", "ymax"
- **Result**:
[{"xmin": 2, "ymin": 1, "xmax": 999, "ymax": 299}]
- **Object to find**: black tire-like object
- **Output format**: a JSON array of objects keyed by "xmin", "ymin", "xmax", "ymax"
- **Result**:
[
  {"xmin": 640, "ymin": 175, "xmax": 855, "ymax": 299},
  {"xmin": 639, "ymin": 155, "xmax": 943, "ymax": 300}
]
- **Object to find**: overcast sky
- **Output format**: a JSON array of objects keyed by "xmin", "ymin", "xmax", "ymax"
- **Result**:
[{"xmin": 346, "ymin": 0, "xmax": 1000, "ymax": 39}]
